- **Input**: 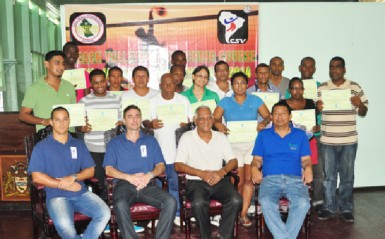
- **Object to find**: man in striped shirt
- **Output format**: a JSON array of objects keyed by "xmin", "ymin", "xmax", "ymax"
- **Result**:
[
  {"xmin": 317, "ymin": 57, "xmax": 368, "ymax": 223},
  {"xmin": 78, "ymin": 69, "xmax": 122, "ymax": 200}
]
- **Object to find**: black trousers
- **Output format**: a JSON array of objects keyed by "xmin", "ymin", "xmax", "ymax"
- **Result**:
[{"xmin": 90, "ymin": 152, "xmax": 107, "ymax": 201}]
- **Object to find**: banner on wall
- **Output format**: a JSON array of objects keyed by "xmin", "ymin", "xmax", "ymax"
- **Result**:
[{"xmin": 62, "ymin": 3, "xmax": 258, "ymax": 89}]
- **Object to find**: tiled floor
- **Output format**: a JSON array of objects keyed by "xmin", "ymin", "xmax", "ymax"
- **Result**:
[{"xmin": 1, "ymin": 189, "xmax": 385, "ymax": 239}]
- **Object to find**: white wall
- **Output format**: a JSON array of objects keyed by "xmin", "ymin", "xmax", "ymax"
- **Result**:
[{"xmin": 259, "ymin": 3, "xmax": 385, "ymax": 187}]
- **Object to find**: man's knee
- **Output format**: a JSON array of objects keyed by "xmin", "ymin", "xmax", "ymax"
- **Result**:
[{"xmin": 190, "ymin": 197, "xmax": 209, "ymax": 210}]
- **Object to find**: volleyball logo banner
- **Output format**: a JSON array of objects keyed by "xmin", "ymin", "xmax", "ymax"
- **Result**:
[
  {"xmin": 63, "ymin": 4, "xmax": 258, "ymax": 88},
  {"xmin": 217, "ymin": 10, "xmax": 248, "ymax": 44}
]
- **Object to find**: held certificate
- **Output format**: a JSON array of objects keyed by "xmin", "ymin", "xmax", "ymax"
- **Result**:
[
  {"xmin": 302, "ymin": 79, "xmax": 318, "ymax": 100},
  {"xmin": 121, "ymin": 98, "xmax": 151, "ymax": 120},
  {"xmin": 87, "ymin": 109, "xmax": 118, "ymax": 131},
  {"xmin": 291, "ymin": 109, "xmax": 316, "ymax": 131},
  {"xmin": 227, "ymin": 120, "xmax": 258, "ymax": 143},
  {"xmin": 156, "ymin": 104, "xmax": 187, "ymax": 125},
  {"xmin": 190, "ymin": 99, "xmax": 217, "ymax": 114},
  {"xmin": 109, "ymin": 91, "xmax": 125, "ymax": 97},
  {"xmin": 322, "ymin": 89, "xmax": 351, "ymax": 111},
  {"xmin": 52, "ymin": 103, "xmax": 86, "ymax": 127},
  {"xmin": 252, "ymin": 92, "xmax": 279, "ymax": 112},
  {"xmin": 62, "ymin": 68, "xmax": 87, "ymax": 90}
]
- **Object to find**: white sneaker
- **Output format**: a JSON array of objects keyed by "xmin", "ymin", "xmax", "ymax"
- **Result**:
[
  {"xmin": 247, "ymin": 205, "xmax": 256, "ymax": 216},
  {"xmin": 146, "ymin": 219, "xmax": 158, "ymax": 228},
  {"xmin": 190, "ymin": 217, "xmax": 196, "ymax": 222},
  {"xmin": 210, "ymin": 215, "xmax": 221, "ymax": 227},
  {"xmin": 174, "ymin": 216, "xmax": 181, "ymax": 227}
]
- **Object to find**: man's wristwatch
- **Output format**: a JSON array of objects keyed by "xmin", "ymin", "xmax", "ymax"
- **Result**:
[
  {"xmin": 148, "ymin": 172, "xmax": 155, "ymax": 179},
  {"xmin": 72, "ymin": 174, "xmax": 78, "ymax": 182}
]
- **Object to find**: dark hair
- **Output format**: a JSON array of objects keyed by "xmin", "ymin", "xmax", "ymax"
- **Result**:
[
  {"xmin": 62, "ymin": 41, "xmax": 78, "ymax": 53},
  {"xmin": 123, "ymin": 105, "xmax": 142, "ymax": 117},
  {"xmin": 269, "ymin": 56, "xmax": 284, "ymax": 65},
  {"xmin": 108, "ymin": 66, "xmax": 123, "ymax": 76},
  {"xmin": 230, "ymin": 72, "xmax": 248, "ymax": 85},
  {"xmin": 89, "ymin": 69, "xmax": 106, "ymax": 82},
  {"xmin": 330, "ymin": 56, "xmax": 345, "ymax": 68},
  {"xmin": 255, "ymin": 63, "xmax": 269, "ymax": 73},
  {"xmin": 45, "ymin": 50, "xmax": 65, "ymax": 61},
  {"xmin": 214, "ymin": 61, "xmax": 229, "ymax": 72},
  {"xmin": 171, "ymin": 50, "xmax": 186, "ymax": 61},
  {"xmin": 51, "ymin": 106, "xmax": 69, "ymax": 120},
  {"xmin": 132, "ymin": 65, "xmax": 149, "ymax": 78},
  {"xmin": 300, "ymin": 56, "xmax": 315, "ymax": 66},
  {"xmin": 170, "ymin": 65, "xmax": 186, "ymax": 76},
  {"xmin": 272, "ymin": 101, "xmax": 291, "ymax": 115},
  {"xmin": 288, "ymin": 77, "xmax": 303, "ymax": 89},
  {"xmin": 192, "ymin": 65, "xmax": 210, "ymax": 78}
]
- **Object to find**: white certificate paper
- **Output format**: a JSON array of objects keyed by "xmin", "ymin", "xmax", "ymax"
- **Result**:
[
  {"xmin": 302, "ymin": 79, "xmax": 318, "ymax": 100},
  {"xmin": 87, "ymin": 109, "xmax": 118, "ymax": 131},
  {"xmin": 322, "ymin": 89, "xmax": 351, "ymax": 111},
  {"xmin": 62, "ymin": 68, "xmax": 87, "ymax": 90},
  {"xmin": 252, "ymin": 92, "xmax": 279, "ymax": 112},
  {"xmin": 121, "ymin": 98, "xmax": 151, "ymax": 120},
  {"xmin": 227, "ymin": 120, "xmax": 258, "ymax": 143},
  {"xmin": 190, "ymin": 99, "xmax": 217, "ymax": 114},
  {"xmin": 291, "ymin": 109, "xmax": 316, "ymax": 131},
  {"xmin": 53, "ymin": 103, "xmax": 85, "ymax": 127},
  {"xmin": 156, "ymin": 104, "xmax": 187, "ymax": 125}
]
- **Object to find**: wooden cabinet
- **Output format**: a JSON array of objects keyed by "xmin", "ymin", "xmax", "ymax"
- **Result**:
[{"xmin": 0, "ymin": 155, "xmax": 29, "ymax": 201}]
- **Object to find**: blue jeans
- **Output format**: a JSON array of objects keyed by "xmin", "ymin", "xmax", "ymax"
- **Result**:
[
  {"xmin": 259, "ymin": 175, "xmax": 310, "ymax": 239},
  {"xmin": 113, "ymin": 180, "xmax": 177, "ymax": 239},
  {"xmin": 47, "ymin": 191, "xmax": 110, "ymax": 239},
  {"xmin": 321, "ymin": 143, "xmax": 357, "ymax": 213}
]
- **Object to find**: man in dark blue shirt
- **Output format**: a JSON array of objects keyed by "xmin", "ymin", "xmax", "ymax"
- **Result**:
[
  {"xmin": 28, "ymin": 106, "xmax": 110, "ymax": 239},
  {"xmin": 103, "ymin": 105, "xmax": 176, "ymax": 239}
]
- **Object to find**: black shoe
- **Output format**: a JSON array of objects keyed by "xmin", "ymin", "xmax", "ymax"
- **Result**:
[
  {"xmin": 318, "ymin": 210, "xmax": 334, "ymax": 221},
  {"xmin": 341, "ymin": 212, "xmax": 354, "ymax": 223},
  {"xmin": 314, "ymin": 204, "xmax": 323, "ymax": 214}
]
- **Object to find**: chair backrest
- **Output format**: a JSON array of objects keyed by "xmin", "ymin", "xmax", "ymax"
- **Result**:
[{"xmin": 104, "ymin": 125, "xmax": 154, "ymax": 144}]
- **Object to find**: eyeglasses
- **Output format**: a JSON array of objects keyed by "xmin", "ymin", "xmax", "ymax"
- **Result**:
[{"xmin": 195, "ymin": 75, "xmax": 209, "ymax": 80}]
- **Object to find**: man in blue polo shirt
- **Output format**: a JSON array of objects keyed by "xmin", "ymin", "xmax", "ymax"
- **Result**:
[
  {"xmin": 28, "ymin": 106, "xmax": 110, "ymax": 239},
  {"xmin": 103, "ymin": 105, "xmax": 177, "ymax": 239},
  {"xmin": 251, "ymin": 101, "xmax": 313, "ymax": 239}
]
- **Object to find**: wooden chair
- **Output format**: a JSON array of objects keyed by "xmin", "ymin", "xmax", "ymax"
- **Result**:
[
  {"xmin": 104, "ymin": 125, "xmax": 167, "ymax": 239},
  {"xmin": 25, "ymin": 129, "xmax": 101, "ymax": 239},
  {"xmin": 255, "ymin": 184, "xmax": 312, "ymax": 239}
]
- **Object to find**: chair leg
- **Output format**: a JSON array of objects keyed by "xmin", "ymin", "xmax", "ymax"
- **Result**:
[
  {"xmin": 186, "ymin": 218, "xmax": 191, "ymax": 239},
  {"xmin": 305, "ymin": 212, "xmax": 311, "ymax": 239},
  {"xmin": 256, "ymin": 213, "xmax": 263, "ymax": 239}
]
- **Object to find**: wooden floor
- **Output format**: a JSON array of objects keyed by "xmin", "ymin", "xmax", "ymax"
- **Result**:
[{"xmin": 1, "ymin": 189, "xmax": 384, "ymax": 239}]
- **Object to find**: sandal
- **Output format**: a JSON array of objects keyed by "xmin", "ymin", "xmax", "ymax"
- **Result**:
[{"xmin": 239, "ymin": 216, "xmax": 252, "ymax": 227}]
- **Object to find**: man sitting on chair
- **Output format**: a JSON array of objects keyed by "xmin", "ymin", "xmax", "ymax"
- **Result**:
[
  {"xmin": 251, "ymin": 101, "xmax": 313, "ymax": 239},
  {"xmin": 103, "ymin": 105, "xmax": 177, "ymax": 239},
  {"xmin": 175, "ymin": 106, "xmax": 242, "ymax": 239},
  {"xmin": 28, "ymin": 106, "xmax": 110, "ymax": 239}
]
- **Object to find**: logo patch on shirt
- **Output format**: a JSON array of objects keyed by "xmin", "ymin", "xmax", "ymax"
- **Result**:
[
  {"xmin": 70, "ymin": 147, "xmax": 78, "ymax": 159},
  {"xmin": 140, "ymin": 145, "xmax": 147, "ymax": 158},
  {"xmin": 288, "ymin": 143, "xmax": 298, "ymax": 151}
]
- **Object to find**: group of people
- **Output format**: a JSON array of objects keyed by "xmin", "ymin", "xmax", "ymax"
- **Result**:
[{"xmin": 23, "ymin": 42, "xmax": 368, "ymax": 239}]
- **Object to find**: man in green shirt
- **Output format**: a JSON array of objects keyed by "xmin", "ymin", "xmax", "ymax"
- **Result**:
[{"xmin": 19, "ymin": 50, "xmax": 76, "ymax": 131}]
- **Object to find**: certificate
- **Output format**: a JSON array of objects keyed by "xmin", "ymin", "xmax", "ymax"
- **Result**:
[
  {"xmin": 121, "ymin": 98, "xmax": 151, "ymax": 120},
  {"xmin": 183, "ymin": 77, "xmax": 193, "ymax": 89},
  {"xmin": 190, "ymin": 99, "xmax": 217, "ymax": 114},
  {"xmin": 302, "ymin": 79, "xmax": 318, "ymax": 100},
  {"xmin": 156, "ymin": 104, "xmax": 187, "ymax": 125},
  {"xmin": 87, "ymin": 109, "xmax": 118, "ymax": 131},
  {"xmin": 291, "ymin": 109, "xmax": 316, "ymax": 131},
  {"xmin": 227, "ymin": 120, "xmax": 258, "ymax": 143},
  {"xmin": 252, "ymin": 92, "xmax": 279, "ymax": 112},
  {"xmin": 322, "ymin": 89, "xmax": 351, "ymax": 111},
  {"xmin": 62, "ymin": 68, "xmax": 87, "ymax": 90},
  {"xmin": 52, "ymin": 103, "xmax": 86, "ymax": 127}
]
